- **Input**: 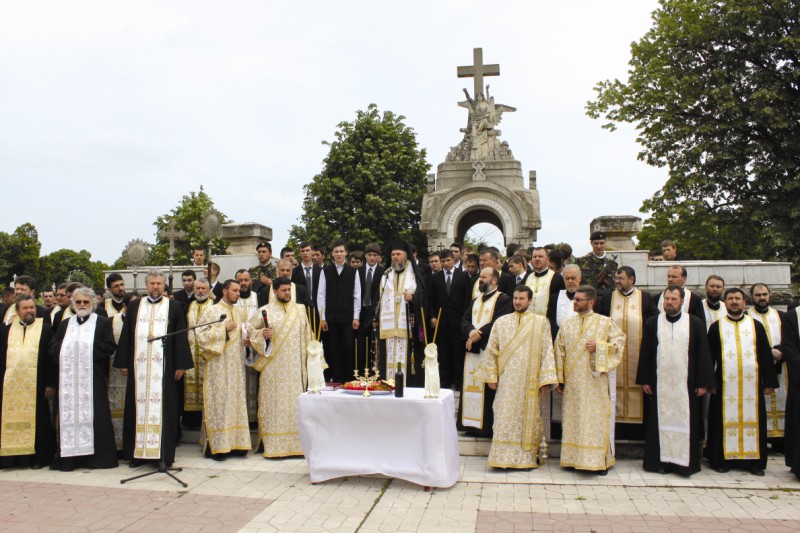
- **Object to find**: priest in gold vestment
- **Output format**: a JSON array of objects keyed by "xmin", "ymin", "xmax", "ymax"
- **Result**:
[
  {"xmin": 597, "ymin": 267, "xmax": 657, "ymax": 438},
  {"xmin": 0, "ymin": 296, "xmax": 56, "ymax": 468},
  {"xmin": 555, "ymin": 285, "xmax": 626, "ymax": 473},
  {"xmin": 249, "ymin": 277, "xmax": 310, "ymax": 457},
  {"xmin": 182, "ymin": 279, "xmax": 213, "ymax": 430},
  {"xmin": 196, "ymin": 280, "xmax": 251, "ymax": 460},
  {"xmin": 475, "ymin": 286, "xmax": 557, "ymax": 469}
]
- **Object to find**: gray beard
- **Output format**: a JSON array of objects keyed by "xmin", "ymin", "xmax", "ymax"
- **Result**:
[
  {"xmin": 195, "ymin": 294, "xmax": 209, "ymax": 303},
  {"xmin": 392, "ymin": 263, "xmax": 405, "ymax": 272},
  {"xmin": 76, "ymin": 308, "xmax": 91, "ymax": 318}
]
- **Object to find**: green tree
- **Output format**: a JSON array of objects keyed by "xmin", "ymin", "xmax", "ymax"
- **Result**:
[
  {"xmin": 0, "ymin": 223, "xmax": 41, "ymax": 285},
  {"xmin": 586, "ymin": 0, "xmax": 800, "ymax": 266},
  {"xmin": 39, "ymin": 249, "xmax": 110, "ymax": 291},
  {"xmin": 148, "ymin": 187, "xmax": 230, "ymax": 266},
  {"xmin": 289, "ymin": 104, "xmax": 431, "ymax": 253}
]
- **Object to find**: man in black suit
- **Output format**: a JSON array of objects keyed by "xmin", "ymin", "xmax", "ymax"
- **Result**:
[
  {"xmin": 317, "ymin": 240, "xmax": 361, "ymax": 382},
  {"xmin": 356, "ymin": 243, "xmax": 385, "ymax": 373},
  {"xmin": 172, "ymin": 270, "xmax": 196, "ymax": 313},
  {"xmin": 429, "ymin": 249, "xmax": 470, "ymax": 389},
  {"xmin": 292, "ymin": 241, "xmax": 323, "ymax": 328}
]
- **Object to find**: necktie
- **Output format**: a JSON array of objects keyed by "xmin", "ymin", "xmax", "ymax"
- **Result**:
[
  {"xmin": 365, "ymin": 268, "xmax": 373, "ymax": 307},
  {"xmin": 517, "ymin": 275, "xmax": 523, "ymax": 285},
  {"xmin": 305, "ymin": 267, "xmax": 312, "ymax": 293},
  {"xmin": 446, "ymin": 271, "xmax": 452, "ymax": 295}
]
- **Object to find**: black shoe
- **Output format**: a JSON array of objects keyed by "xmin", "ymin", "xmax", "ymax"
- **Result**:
[
  {"xmin": 714, "ymin": 467, "xmax": 730, "ymax": 473},
  {"xmin": 211, "ymin": 453, "xmax": 226, "ymax": 462},
  {"xmin": 129, "ymin": 459, "xmax": 144, "ymax": 468},
  {"xmin": 596, "ymin": 469, "xmax": 608, "ymax": 476},
  {"xmin": 158, "ymin": 460, "xmax": 168, "ymax": 472},
  {"xmin": 230, "ymin": 449, "xmax": 248, "ymax": 457},
  {"xmin": 750, "ymin": 468, "xmax": 765, "ymax": 477},
  {"xmin": 30, "ymin": 464, "xmax": 43, "ymax": 470}
]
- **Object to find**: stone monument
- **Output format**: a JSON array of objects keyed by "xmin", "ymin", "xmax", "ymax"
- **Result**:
[{"xmin": 420, "ymin": 48, "xmax": 541, "ymax": 250}]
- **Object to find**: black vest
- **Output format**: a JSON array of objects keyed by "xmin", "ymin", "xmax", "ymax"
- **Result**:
[{"xmin": 324, "ymin": 263, "xmax": 356, "ymax": 323}]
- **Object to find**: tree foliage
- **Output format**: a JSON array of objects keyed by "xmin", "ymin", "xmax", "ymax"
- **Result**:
[
  {"xmin": 148, "ymin": 187, "xmax": 230, "ymax": 266},
  {"xmin": 39, "ymin": 249, "xmax": 109, "ymax": 291},
  {"xmin": 0, "ymin": 223, "xmax": 41, "ymax": 286},
  {"xmin": 289, "ymin": 104, "xmax": 431, "ymax": 253},
  {"xmin": 586, "ymin": 0, "xmax": 800, "ymax": 266}
]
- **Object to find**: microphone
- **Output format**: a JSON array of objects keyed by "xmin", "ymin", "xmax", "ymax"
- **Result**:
[{"xmin": 219, "ymin": 314, "xmax": 227, "ymax": 322}]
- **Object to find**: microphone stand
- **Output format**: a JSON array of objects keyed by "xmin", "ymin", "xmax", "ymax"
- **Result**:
[{"xmin": 121, "ymin": 313, "xmax": 224, "ymax": 488}]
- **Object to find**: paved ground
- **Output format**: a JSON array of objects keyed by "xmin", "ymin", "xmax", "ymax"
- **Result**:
[{"xmin": 0, "ymin": 445, "xmax": 799, "ymax": 532}]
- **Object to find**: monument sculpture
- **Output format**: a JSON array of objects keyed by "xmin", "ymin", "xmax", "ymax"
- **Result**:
[{"xmin": 421, "ymin": 48, "xmax": 541, "ymax": 251}]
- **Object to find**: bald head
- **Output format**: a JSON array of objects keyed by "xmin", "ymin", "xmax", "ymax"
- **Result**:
[{"xmin": 277, "ymin": 259, "xmax": 294, "ymax": 278}]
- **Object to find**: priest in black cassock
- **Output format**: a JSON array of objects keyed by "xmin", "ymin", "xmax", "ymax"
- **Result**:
[
  {"xmin": 114, "ymin": 269, "xmax": 192, "ymax": 469},
  {"xmin": 636, "ymin": 286, "xmax": 715, "ymax": 476},
  {"xmin": 458, "ymin": 267, "xmax": 512, "ymax": 437},
  {"xmin": 49, "ymin": 287, "xmax": 118, "ymax": 471},
  {"xmin": 0, "ymin": 296, "xmax": 56, "ymax": 469},
  {"xmin": 781, "ymin": 303, "xmax": 800, "ymax": 480},
  {"xmin": 706, "ymin": 288, "xmax": 778, "ymax": 476}
]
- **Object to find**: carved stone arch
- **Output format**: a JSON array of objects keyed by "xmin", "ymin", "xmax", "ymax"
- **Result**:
[{"xmin": 438, "ymin": 187, "xmax": 520, "ymax": 244}]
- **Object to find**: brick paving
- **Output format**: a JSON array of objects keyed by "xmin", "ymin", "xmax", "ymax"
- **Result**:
[{"xmin": 0, "ymin": 445, "xmax": 798, "ymax": 531}]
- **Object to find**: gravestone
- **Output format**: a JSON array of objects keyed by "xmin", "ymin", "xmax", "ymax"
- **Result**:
[{"xmin": 420, "ymin": 48, "xmax": 541, "ymax": 250}]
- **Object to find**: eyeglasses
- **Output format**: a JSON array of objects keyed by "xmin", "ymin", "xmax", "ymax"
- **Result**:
[{"xmin": 74, "ymin": 300, "xmax": 93, "ymax": 305}]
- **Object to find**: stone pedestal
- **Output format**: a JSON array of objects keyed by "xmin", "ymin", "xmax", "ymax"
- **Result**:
[
  {"xmin": 590, "ymin": 216, "xmax": 642, "ymax": 251},
  {"xmin": 220, "ymin": 222, "xmax": 273, "ymax": 255}
]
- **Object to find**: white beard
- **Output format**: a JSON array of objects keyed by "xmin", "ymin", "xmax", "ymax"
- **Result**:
[{"xmin": 76, "ymin": 308, "xmax": 91, "ymax": 318}]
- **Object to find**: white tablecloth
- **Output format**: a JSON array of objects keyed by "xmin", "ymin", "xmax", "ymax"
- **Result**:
[{"xmin": 298, "ymin": 387, "xmax": 461, "ymax": 488}]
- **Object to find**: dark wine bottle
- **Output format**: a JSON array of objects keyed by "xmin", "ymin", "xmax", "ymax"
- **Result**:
[{"xmin": 394, "ymin": 362, "xmax": 404, "ymax": 398}]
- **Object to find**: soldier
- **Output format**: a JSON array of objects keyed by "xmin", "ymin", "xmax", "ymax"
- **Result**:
[
  {"xmin": 250, "ymin": 242, "xmax": 279, "ymax": 298},
  {"xmin": 575, "ymin": 231, "xmax": 618, "ymax": 292}
]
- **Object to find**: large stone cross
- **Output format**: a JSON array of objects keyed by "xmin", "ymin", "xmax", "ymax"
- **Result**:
[
  {"xmin": 457, "ymin": 48, "xmax": 500, "ymax": 97},
  {"xmin": 159, "ymin": 218, "xmax": 186, "ymax": 258}
]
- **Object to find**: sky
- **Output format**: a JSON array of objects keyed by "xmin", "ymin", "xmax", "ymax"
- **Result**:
[{"xmin": 0, "ymin": 0, "xmax": 667, "ymax": 266}]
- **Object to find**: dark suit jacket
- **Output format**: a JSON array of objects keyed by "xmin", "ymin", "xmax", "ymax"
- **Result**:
[
  {"xmin": 461, "ymin": 291, "xmax": 513, "ymax": 353},
  {"xmin": 172, "ymin": 289, "xmax": 195, "ymax": 313},
  {"xmin": 357, "ymin": 264, "xmax": 385, "ymax": 315},
  {"xmin": 292, "ymin": 264, "xmax": 323, "ymax": 306},
  {"xmin": 430, "ymin": 269, "xmax": 471, "ymax": 328}
]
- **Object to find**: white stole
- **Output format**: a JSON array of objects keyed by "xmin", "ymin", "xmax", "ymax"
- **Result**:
[
  {"xmin": 525, "ymin": 270, "xmax": 554, "ymax": 316},
  {"xmin": 703, "ymin": 300, "xmax": 726, "ymax": 332},
  {"xmin": 719, "ymin": 316, "xmax": 760, "ymax": 460},
  {"xmin": 132, "ymin": 299, "xmax": 169, "ymax": 459},
  {"xmin": 462, "ymin": 291, "xmax": 500, "ymax": 429},
  {"xmin": 655, "ymin": 313, "xmax": 691, "ymax": 466},
  {"xmin": 555, "ymin": 291, "xmax": 576, "ymax": 327},
  {"xmin": 59, "ymin": 314, "xmax": 97, "ymax": 457}
]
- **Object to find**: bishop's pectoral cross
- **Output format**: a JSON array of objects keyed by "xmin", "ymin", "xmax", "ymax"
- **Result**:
[{"xmin": 457, "ymin": 47, "xmax": 500, "ymax": 98}]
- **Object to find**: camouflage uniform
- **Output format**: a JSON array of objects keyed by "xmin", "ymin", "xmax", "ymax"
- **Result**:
[
  {"xmin": 575, "ymin": 253, "xmax": 618, "ymax": 290},
  {"xmin": 250, "ymin": 258, "xmax": 279, "ymax": 294}
]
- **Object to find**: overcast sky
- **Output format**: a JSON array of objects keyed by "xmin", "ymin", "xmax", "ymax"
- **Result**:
[{"xmin": 0, "ymin": 1, "xmax": 666, "ymax": 266}]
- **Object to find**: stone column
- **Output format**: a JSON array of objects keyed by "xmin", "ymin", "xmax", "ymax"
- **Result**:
[{"xmin": 590, "ymin": 216, "xmax": 642, "ymax": 251}]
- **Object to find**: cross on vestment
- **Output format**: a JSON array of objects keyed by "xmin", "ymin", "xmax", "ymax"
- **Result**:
[
  {"xmin": 159, "ymin": 219, "xmax": 186, "ymax": 258},
  {"xmin": 457, "ymin": 48, "xmax": 500, "ymax": 98}
]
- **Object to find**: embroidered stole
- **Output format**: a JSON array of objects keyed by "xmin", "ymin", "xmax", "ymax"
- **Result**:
[
  {"xmin": 0, "ymin": 319, "xmax": 42, "ymax": 456},
  {"xmin": 462, "ymin": 292, "xmax": 500, "ymax": 429},
  {"xmin": 703, "ymin": 300, "xmax": 726, "ymax": 332},
  {"xmin": 655, "ymin": 313, "xmax": 691, "ymax": 466},
  {"xmin": 104, "ymin": 299, "xmax": 122, "ymax": 317},
  {"xmin": 719, "ymin": 316, "xmax": 760, "ymax": 460},
  {"xmin": 748, "ymin": 307, "xmax": 785, "ymax": 438},
  {"xmin": 253, "ymin": 303, "xmax": 301, "ymax": 372},
  {"xmin": 59, "ymin": 315, "xmax": 97, "ymax": 457},
  {"xmin": 525, "ymin": 270, "xmax": 554, "ymax": 316},
  {"xmin": 610, "ymin": 289, "xmax": 644, "ymax": 423},
  {"xmin": 235, "ymin": 292, "xmax": 260, "ymax": 422},
  {"xmin": 379, "ymin": 263, "xmax": 416, "ymax": 339},
  {"xmin": 185, "ymin": 300, "xmax": 212, "ymax": 412},
  {"xmin": 132, "ymin": 299, "xmax": 169, "ymax": 459}
]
